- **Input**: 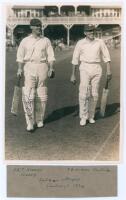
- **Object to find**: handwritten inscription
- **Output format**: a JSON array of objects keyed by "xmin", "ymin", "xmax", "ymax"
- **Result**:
[
  {"xmin": 23, "ymin": 96, "xmax": 33, "ymax": 117},
  {"xmin": 7, "ymin": 166, "xmax": 117, "ymax": 197},
  {"xmin": 11, "ymin": 166, "xmax": 113, "ymax": 190},
  {"xmin": 67, "ymin": 167, "xmax": 111, "ymax": 172},
  {"xmin": 22, "ymin": 87, "xmax": 34, "ymax": 117},
  {"xmin": 39, "ymin": 176, "xmax": 84, "ymax": 189},
  {"xmin": 12, "ymin": 167, "xmax": 84, "ymax": 188}
]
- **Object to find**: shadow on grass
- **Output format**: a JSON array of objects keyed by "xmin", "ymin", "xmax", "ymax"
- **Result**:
[
  {"xmin": 95, "ymin": 103, "xmax": 120, "ymax": 120},
  {"xmin": 45, "ymin": 103, "xmax": 120, "ymax": 124},
  {"xmin": 45, "ymin": 105, "xmax": 78, "ymax": 124}
]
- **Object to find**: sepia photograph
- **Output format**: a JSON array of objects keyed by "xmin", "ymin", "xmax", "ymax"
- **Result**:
[{"xmin": 5, "ymin": 3, "xmax": 121, "ymax": 161}]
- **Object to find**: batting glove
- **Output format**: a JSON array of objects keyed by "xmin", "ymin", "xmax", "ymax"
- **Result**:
[
  {"xmin": 48, "ymin": 69, "xmax": 55, "ymax": 78},
  {"xmin": 107, "ymin": 74, "xmax": 112, "ymax": 81},
  {"xmin": 17, "ymin": 68, "xmax": 23, "ymax": 77},
  {"xmin": 70, "ymin": 74, "xmax": 76, "ymax": 85}
]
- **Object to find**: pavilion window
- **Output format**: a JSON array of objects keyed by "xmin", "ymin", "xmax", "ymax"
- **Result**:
[{"xmin": 27, "ymin": 11, "xmax": 30, "ymax": 17}]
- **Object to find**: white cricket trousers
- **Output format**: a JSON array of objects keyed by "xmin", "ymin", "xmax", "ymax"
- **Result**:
[
  {"xmin": 22, "ymin": 62, "xmax": 48, "ymax": 126},
  {"xmin": 79, "ymin": 62, "xmax": 102, "ymax": 119}
]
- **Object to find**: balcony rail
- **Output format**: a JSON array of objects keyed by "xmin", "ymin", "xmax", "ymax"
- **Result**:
[{"xmin": 7, "ymin": 16, "xmax": 121, "ymax": 27}]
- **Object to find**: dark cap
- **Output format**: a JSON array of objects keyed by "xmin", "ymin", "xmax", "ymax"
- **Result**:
[
  {"xmin": 30, "ymin": 18, "xmax": 42, "ymax": 27},
  {"xmin": 84, "ymin": 24, "xmax": 96, "ymax": 32}
]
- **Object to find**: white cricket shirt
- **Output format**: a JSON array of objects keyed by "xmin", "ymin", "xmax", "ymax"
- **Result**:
[
  {"xmin": 17, "ymin": 34, "xmax": 55, "ymax": 63},
  {"xmin": 72, "ymin": 38, "xmax": 111, "ymax": 65}
]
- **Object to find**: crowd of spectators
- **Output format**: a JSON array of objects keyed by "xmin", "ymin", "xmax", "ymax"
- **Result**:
[{"xmin": 46, "ymin": 11, "xmax": 88, "ymax": 17}]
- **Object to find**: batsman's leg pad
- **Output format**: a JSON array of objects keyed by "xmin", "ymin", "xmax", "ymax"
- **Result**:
[
  {"xmin": 22, "ymin": 87, "xmax": 35, "ymax": 126},
  {"xmin": 36, "ymin": 86, "xmax": 48, "ymax": 101},
  {"xmin": 35, "ymin": 87, "xmax": 48, "ymax": 123}
]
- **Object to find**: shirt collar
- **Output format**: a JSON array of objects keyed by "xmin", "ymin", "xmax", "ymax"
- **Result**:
[{"xmin": 30, "ymin": 34, "xmax": 44, "ymax": 39}]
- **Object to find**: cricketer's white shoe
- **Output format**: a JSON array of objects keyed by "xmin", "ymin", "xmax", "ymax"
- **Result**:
[
  {"xmin": 37, "ymin": 121, "xmax": 44, "ymax": 128},
  {"xmin": 89, "ymin": 118, "xmax": 95, "ymax": 124},
  {"xmin": 27, "ymin": 123, "xmax": 34, "ymax": 132},
  {"xmin": 80, "ymin": 118, "xmax": 87, "ymax": 126}
]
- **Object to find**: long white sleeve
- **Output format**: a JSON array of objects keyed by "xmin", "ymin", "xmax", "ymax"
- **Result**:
[
  {"xmin": 46, "ymin": 38, "xmax": 55, "ymax": 63},
  {"xmin": 100, "ymin": 39, "xmax": 111, "ymax": 63},
  {"xmin": 71, "ymin": 41, "xmax": 81, "ymax": 65},
  {"xmin": 16, "ymin": 39, "xmax": 26, "ymax": 63}
]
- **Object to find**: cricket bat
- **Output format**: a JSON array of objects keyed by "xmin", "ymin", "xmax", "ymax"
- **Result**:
[
  {"xmin": 11, "ymin": 76, "xmax": 22, "ymax": 115},
  {"xmin": 100, "ymin": 79, "xmax": 110, "ymax": 117}
]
